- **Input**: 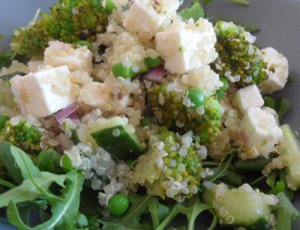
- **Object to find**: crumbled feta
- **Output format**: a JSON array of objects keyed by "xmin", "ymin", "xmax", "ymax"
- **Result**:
[
  {"xmin": 235, "ymin": 84, "xmax": 264, "ymax": 113},
  {"xmin": 260, "ymin": 47, "xmax": 289, "ymax": 94},
  {"xmin": 44, "ymin": 41, "xmax": 93, "ymax": 73},
  {"xmin": 10, "ymin": 66, "xmax": 76, "ymax": 118},
  {"xmin": 123, "ymin": 0, "xmax": 165, "ymax": 40},
  {"xmin": 156, "ymin": 18, "xmax": 217, "ymax": 74},
  {"xmin": 27, "ymin": 60, "xmax": 44, "ymax": 72},
  {"xmin": 240, "ymin": 107, "xmax": 282, "ymax": 156},
  {"xmin": 181, "ymin": 65, "xmax": 223, "ymax": 96},
  {"xmin": 79, "ymin": 81, "xmax": 111, "ymax": 109}
]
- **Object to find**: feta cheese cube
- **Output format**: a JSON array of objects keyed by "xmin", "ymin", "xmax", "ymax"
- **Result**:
[
  {"xmin": 181, "ymin": 65, "xmax": 223, "ymax": 96},
  {"xmin": 260, "ymin": 47, "xmax": 289, "ymax": 94},
  {"xmin": 235, "ymin": 84, "xmax": 264, "ymax": 113},
  {"xmin": 155, "ymin": 18, "xmax": 217, "ymax": 74},
  {"xmin": 123, "ymin": 1, "xmax": 164, "ymax": 40},
  {"xmin": 44, "ymin": 41, "xmax": 93, "ymax": 74},
  {"xmin": 11, "ymin": 66, "xmax": 76, "ymax": 118},
  {"xmin": 240, "ymin": 107, "xmax": 282, "ymax": 156}
]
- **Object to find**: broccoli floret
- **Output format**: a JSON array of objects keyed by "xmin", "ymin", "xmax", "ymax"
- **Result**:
[
  {"xmin": 212, "ymin": 21, "xmax": 267, "ymax": 86},
  {"xmin": 0, "ymin": 121, "xmax": 42, "ymax": 153},
  {"xmin": 147, "ymin": 84, "xmax": 222, "ymax": 144},
  {"xmin": 11, "ymin": 0, "xmax": 108, "ymax": 57},
  {"xmin": 131, "ymin": 128, "xmax": 204, "ymax": 201}
]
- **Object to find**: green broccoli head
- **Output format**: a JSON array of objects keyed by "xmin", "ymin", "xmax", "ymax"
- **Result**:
[
  {"xmin": 131, "ymin": 128, "xmax": 204, "ymax": 201},
  {"xmin": 0, "ymin": 121, "xmax": 42, "ymax": 153},
  {"xmin": 212, "ymin": 21, "xmax": 267, "ymax": 86},
  {"xmin": 11, "ymin": 0, "xmax": 108, "ymax": 57},
  {"xmin": 147, "ymin": 84, "xmax": 222, "ymax": 144}
]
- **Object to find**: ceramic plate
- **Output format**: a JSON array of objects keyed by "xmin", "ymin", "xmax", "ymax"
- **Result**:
[{"xmin": 0, "ymin": 0, "xmax": 300, "ymax": 229}]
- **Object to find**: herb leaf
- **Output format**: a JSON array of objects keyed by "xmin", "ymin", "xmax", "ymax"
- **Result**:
[
  {"xmin": 180, "ymin": 2, "xmax": 205, "ymax": 21},
  {"xmin": 34, "ymin": 148, "xmax": 63, "ymax": 174},
  {"xmin": 0, "ymin": 142, "xmax": 41, "ymax": 184}
]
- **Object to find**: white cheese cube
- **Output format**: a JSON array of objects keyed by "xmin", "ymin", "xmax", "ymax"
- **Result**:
[
  {"xmin": 235, "ymin": 84, "xmax": 264, "ymax": 113},
  {"xmin": 44, "ymin": 41, "xmax": 93, "ymax": 74},
  {"xmin": 123, "ymin": 1, "xmax": 164, "ymax": 40},
  {"xmin": 181, "ymin": 65, "xmax": 223, "ymax": 96},
  {"xmin": 28, "ymin": 60, "xmax": 44, "ymax": 72},
  {"xmin": 260, "ymin": 47, "xmax": 289, "ymax": 94},
  {"xmin": 11, "ymin": 66, "xmax": 76, "ymax": 118},
  {"xmin": 155, "ymin": 18, "xmax": 217, "ymax": 74},
  {"xmin": 240, "ymin": 107, "xmax": 282, "ymax": 156}
]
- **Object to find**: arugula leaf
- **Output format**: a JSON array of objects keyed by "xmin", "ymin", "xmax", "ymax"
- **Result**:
[
  {"xmin": 275, "ymin": 192, "xmax": 300, "ymax": 230},
  {"xmin": 180, "ymin": 2, "xmax": 205, "ymax": 21},
  {"xmin": 0, "ymin": 178, "xmax": 16, "ymax": 189},
  {"xmin": 156, "ymin": 197, "xmax": 210, "ymax": 230},
  {"xmin": 0, "ymin": 172, "xmax": 66, "ymax": 208},
  {"xmin": 207, "ymin": 154, "xmax": 234, "ymax": 183},
  {"xmin": 34, "ymin": 149, "xmax": 63, "ymax": 174},
  {"xmin": 0, "ymin": 142, "xmax": 41, "ymax": 184},
  {"xmin": 60, "ymin": 155, "xmax": 73, "ymax": 172},
  {"xmin": 120, "ymin": 195, "xmax": 152, "ymax": 228},
  {"xmin": 7, "ymin": 171, "xmax": 84, "ymax": 230},
  {"xmin": 148, "ymin": 198, "xmax": 169, "ymax": 228}
]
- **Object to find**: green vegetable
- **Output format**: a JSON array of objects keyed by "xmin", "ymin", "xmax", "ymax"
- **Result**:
[
  {"xmin": 0, "ymin": 143, "xmax": 84, "ymax": 229},
  {"xmin": 11, "ymin": 0, "xmax": 108, "ymax": 57},
  {"xmin": 180, "ymin": 2, "xmax": 205, "ymax": 21},
  {"xmin": 0, "ymin": 115, "xmax": 9, "ymax": 130},
  {"xmin": 112, "ymin": 63, "xmax": 135, "ymax": 78},
  {"xmin": 155, "ymin": 197, "xmax": 211, "ymax": 230},
  {"xmin": 212, "ymin": 21, "xmax": 267, "ymax": 86},
  {"xmin": 144, "ymin": 56, "xmax": 162, "ymax": 69},
  {"xmin": 108, "ymin": 194, "xmax": 130, "ymax": 216},
  {"xmin": 105, "ymin": 0, "xmax": 117, "ymax": 14},
  {"xmin": 76, "ymin": 40, "xmax": 93, "ymax": 50},
  {"xmin": 0, "ymin": 121, "xmax": 42, "ymax": 153},
  {"xmin": 279, "ymin": 125, "xmax": 300, "ymax": 190},
  {"xmin": 186, "ymin": 88, "xmax": 206, "ymax": 107},
  {"xmin": 264, "ymin": 96, "xmax": 276, "ymax": 109},
  {"xmin": 276, "ymin": 97, "xmax": 291, "ymax": 120},
  {"xmin": 275, "ymin": 192, "xmax": 300, "ymax": 230},
  {"xmin": 234, "ymin": 157, "xmax": 269, "ymax": 172},
  {"xmin": 131, "ymin": 128, "xmax": 203, "ymax": 201},
  {"xmin": 202, "ymin": 183, "xmax": 276, "ymax": 229},
  {"xmin": 147, "ymin": 84, "xmax": 222, "ymax": 144},
  {"xmin": 33, "ymin": 149, "xmax": 63, "ymax": 174},
  {"xmin": 90, "ymin": 117, "xmax": 145, "ymax": 159}
]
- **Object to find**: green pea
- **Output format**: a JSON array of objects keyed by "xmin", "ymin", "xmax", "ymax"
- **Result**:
[
  {"xmin": 186, "ymin": 88, "xmax": 205, "ymax": 107},
  {"xmin": 144, "ymin": 56, "xmax": 162, "ymax": 69},
  {"xmin": 112, "ymin": 63, "xmax": 134, "ymax": 78},
  {"xmin": 108, "ymin": 194, "xmax": 129, "ymax": 216}
]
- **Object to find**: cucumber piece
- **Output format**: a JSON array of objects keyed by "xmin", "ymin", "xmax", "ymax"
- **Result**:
[
  {"xmin": 90, "ymin": 117, "xmax": 145, "ymax": 159},
  {"xmin": 280, "ymin": 125, "xmax": 300, "ymax": 190},
  {"xmin": 202, "ymin": 183, "xmax": 276, "ymax": 229}
]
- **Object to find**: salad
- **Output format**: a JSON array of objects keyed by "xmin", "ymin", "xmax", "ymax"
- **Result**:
[{"xmin": 0, "ymin": 0, "xmax": 299, "ymax": 229}]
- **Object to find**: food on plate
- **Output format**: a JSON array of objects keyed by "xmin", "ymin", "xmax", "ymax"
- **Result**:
[{"xmin": 0, "ymin": 0, "xmax": 298, "ymax": 229}]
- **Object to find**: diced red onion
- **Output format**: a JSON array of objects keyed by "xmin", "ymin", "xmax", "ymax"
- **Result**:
[
  {"xmin": 55, "ymin": 103, "xmax": 79, "ymax": 123},
  {"xmin": 142, "ymin": 66, "xmax": 166, "ymax": 83}
]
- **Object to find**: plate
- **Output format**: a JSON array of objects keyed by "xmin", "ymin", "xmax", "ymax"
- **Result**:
[{"xmin": 0, "ymin": 0, "xmax": 300, "ymax": 229}]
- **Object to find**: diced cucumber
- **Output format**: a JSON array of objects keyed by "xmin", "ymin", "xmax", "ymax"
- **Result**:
[
  {"xmin": 202, "ymin": 183, "xmax": 276, "ymax": 229},
  {"xmin": 280, "ymin": 125, "xmax": 300, "ymax": 190},
  {"xmin": 90, "ymin": 117, "xmax": 145, "ymax": 159}
]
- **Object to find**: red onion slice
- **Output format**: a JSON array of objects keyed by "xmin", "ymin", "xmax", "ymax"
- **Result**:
[
  {"xmin": 142, "ymin": 66, "xmax": 166, "ymax": 83},
  {"xmin": 55, "ymin": 103, "xmax": 79, "ymax": 123}
]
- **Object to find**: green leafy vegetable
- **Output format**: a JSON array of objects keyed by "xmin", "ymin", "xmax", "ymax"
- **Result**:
[
  {"xmin": 34, "ymin": 149, "xmax": 63, "ymax": 174},
  {"xmin": 275, "ymin": 192, "xmax": 300, "ymax": 230},
  {"xmin": 180, "ymin": 2, "xmax": 205, "ymax": 21},
  {"xmin": 0, "ymin": 142, "xmax": 41, "ymax": 184},
  {"xmin": 155, "ymin": 198, "xmax": 210, "ymax": 230},
  {"xmin": 276, "ymin": 97, "xmax": 291, "ymax": 120}
]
